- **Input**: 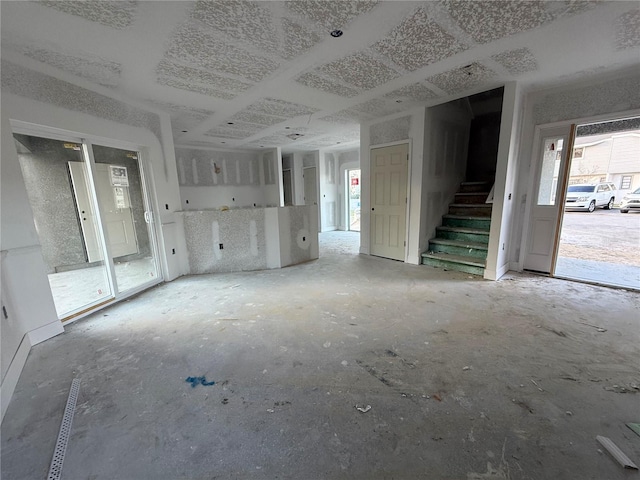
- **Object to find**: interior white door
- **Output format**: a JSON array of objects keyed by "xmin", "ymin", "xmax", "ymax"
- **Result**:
[
  {"xmin": 69, "ymin": 162, "xmax": 138, "ymax": 262},
  {"xmin": 370, "ymin": 144, "xmax": 409, "ymax": 261},
  {"xmin": 524, "ymin": 126, "xmax": 573, "ymax": 273},
  {"xmin": 303, "ymin": 167, "xmax": 317, "ymax": 206}
]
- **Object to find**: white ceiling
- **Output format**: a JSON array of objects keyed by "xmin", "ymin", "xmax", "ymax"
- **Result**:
[{"xmin": 1, "ymin": 1, "xmax": 639, "ymax": 152}]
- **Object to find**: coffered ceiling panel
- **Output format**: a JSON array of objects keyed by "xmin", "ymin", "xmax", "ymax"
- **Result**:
[
  {"xmin": 318, "ymin": 51, "xmax": 400, "ymax": 90},
  {"xmin": 228, "ymin": 111, "xmax": 285, "ymax": 127},
  {"xmin": 157, "ymin": 77, "xmax": 237, "ymax": 100},
  {"xmin": 248, "ymin": 98, "xmax": 318, "ymax": 118},
  {"xmin": 40, "ymin": 0, "xmax": 138, "ymax": 29},
  {"xmin": 492, "ymin": 48, "xmax": 539, "ymax": 75},
  {"xmin": 2, "ymin": 0, "xmax": 637, "ymax": 152},
  {"xmin": 191, "ymin": 0, "xmax": 278, "ymax": 54},
  {"xmin": 426, "ymin": 63, "xmax": 497, "ymax": 95},
  {"xmin": 285, "ymin": 0, "xmax": 378, "ymax": 31},
  {"xmin": 156, "ymin": 60, "xmax": 253, "ymax": 94},
  {"xmin": 443, "ymin": 0, "xmax": 553, "ymax": 44},
  {"xmin": 385, "ymin": 82, "xmax": 439, "ymax": 102},
  {"xmin": 615, "ymin": 9, "xmax": 640, "ymax": 50},
  {"xmin": 17, "ymin": 46, "xmax": 121, "ymax": 87},
  {"xmin": 374, "ymin": 7, "xmax": 467, "ymax": 71},
  {"xmin": 295, "ymin": 72, "xmax": 361, "ymax": 98},
  {"xmin": 165, "ymin": 22, "xmax": 280, "ymax": 82}
]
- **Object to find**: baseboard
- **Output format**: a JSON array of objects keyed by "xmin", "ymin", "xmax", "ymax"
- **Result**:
[
  {"xmin": 484, "ymin": 262, "xmax": 511, "ymax": 281},
  {"xmin": 1, "ymin": 335, "xmax": 31, "ymax": 422},
  {"xmin": 26, "ymin": 320, "xmax": 64, "ymax": 346}
]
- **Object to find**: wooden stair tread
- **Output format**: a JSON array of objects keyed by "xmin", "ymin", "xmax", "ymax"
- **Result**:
[
  {"xmin": 443, "ymin": 214, "xmax": 491, "ymax": 221},
  {"xmin": 449, "ymin": 203, "xmax": 492, "ymax": 208},
  {"xmin": 429, "ymin": 238, "xmax": 488, "ymax": 250},
  {"xmin": 437, "ymin": 226, "xmax": 490, "ymax": 235},
  {"xmin": 421, "ymin": 252, "xmax": 486, "ymax": 267}
]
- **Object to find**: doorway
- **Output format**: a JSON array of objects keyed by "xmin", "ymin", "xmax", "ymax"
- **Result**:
[
  {"xmin": 347, "ymin": 169, "xmax": 361, "ymax": 232},
  {"xmin": 13, "ymin": 132, "xmax": 162, "ymax": 319},
  {"xmin": 370, "ymin": 143, "xmax": 409, "ymax": 261},
  {"xmin": 555, "ymin": 117, "xmax": 640, "ymax": 290}
]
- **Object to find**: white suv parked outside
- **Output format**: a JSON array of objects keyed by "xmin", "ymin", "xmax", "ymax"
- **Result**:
[{"xmin": 565, "ymin": 182, "xmax": 616, "ymax": 212}]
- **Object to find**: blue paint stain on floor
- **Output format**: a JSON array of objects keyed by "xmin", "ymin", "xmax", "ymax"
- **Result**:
[{"xmin": 186, "ymin": 376, "xmax": 215, "ymax": 388}]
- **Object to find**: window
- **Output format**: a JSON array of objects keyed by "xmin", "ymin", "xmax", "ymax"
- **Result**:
[
  {"xmin": 621, "ymin": 175, "xmax": 632, "ymax": 189},
  {"xmin": 573, "ymin": 147, "xmax": 584, "ymax": 159}
]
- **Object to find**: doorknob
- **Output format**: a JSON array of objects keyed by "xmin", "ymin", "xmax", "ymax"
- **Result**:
[{"xmin": 371, "ymin": 207, "xmax": 375, "ymax": 211}]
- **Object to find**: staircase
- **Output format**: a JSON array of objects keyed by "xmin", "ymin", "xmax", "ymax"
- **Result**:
[{"xmin": 421, "ymin": 181, "xmax": 492, "ymax": 276}]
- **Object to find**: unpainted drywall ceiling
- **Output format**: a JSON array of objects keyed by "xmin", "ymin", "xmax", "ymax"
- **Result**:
[{"xmin": 1, "ymin": 1, "xmax": 639, "ymax": 153}]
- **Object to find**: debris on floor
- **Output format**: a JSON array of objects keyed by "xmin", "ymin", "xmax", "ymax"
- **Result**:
[
  {"xmin": 626, "ymin": 423, "xmax": 640, "ymax": 438},
  {"xmin": 596, "ymin": 435, "xmax": 639, "ymax": 470},
  {"xmin": 604, "ymin": 384, "xmax": 639, "ymax": 394},
  {"xmin": 355, "ymin": 404, "xmax": 371, "ymax": 413},
  {"xmin": 463, "ymin": 366, "xmax": 471, "ymax": 371},
  {"xmin": 576, "ymin": 320, "xmax": 607, "ymax": 332},
  {"xmin": 531, "ymin": 379, "xmax": 544, "ymax": 391},
  {"xmin": 185, "ymin": 376, "xmax": 216, "ymax": 388}
]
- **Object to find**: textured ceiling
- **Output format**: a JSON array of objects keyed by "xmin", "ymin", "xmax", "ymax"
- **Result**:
[{"xmin": 1, "ymin": 1, "xmax": 638, "ymax": 152}]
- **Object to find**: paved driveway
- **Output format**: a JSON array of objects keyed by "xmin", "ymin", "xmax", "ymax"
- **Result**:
[
  {"xmin": 558, "ymin": 209, "xmax": 640, "ymax": 266},
  {"xmin": 556, "ymin": 209, "xmax": 640, "ymax": 289}
]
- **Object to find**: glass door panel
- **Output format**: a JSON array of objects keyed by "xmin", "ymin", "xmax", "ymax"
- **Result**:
[
  {"xmin": 90, "ymin": 144, "xmax": 159, "ymax": 294},
  {"xmin": 13, "ymin": 133, "xmax": 113, "ymax": 318}
]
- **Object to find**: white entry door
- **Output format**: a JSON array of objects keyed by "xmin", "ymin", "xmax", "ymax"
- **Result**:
[
  {"xmin": 69, "ymin": 162, "xmax": 138, "ymax": 262},
  {"xmin": 370, "ymin": 144, "xmax": 409, "ymax": 261},
  {"xmin": 524, "ymin": 125, "xmax": 573, "ymax": 273}
]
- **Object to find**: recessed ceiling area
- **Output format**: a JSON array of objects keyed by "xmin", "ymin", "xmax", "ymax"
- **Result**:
[{"xmin": 1, "ymin": 1, "xmax": 638, "ymax": 152}]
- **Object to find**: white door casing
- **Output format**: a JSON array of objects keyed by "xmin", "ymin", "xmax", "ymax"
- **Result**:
[
  {"xmin": 524, "ymin": 125, "xmax": 573, "ymax": 273},
  {"xmin": 370, "ymin": 144, "xmax": 409, "ymax": 261}
]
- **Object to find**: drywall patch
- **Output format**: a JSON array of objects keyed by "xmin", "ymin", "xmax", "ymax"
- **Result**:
[
  {"xmin": 40, "ymin": 1, "xmax": 137, "ymax": 29},
  {"xmin": 426, "ymin": 62, "xmax": 496, "ymax": 95},
  {"xmin": 295, "ymin": 72, "xmax": 361, "ymax": 98},
  {"xmin": 492, "ymin": 47, "xmax": 538, "ymax": 75},
  {"xmin": 370, "ymin": 116, "xmax": 411, "ymax": 145},
  {"xmin": 318, "ymin": 51, "xmax": 400, "ymax": 91},
  {"xmin": 165, "ymin": 22, "xmax": 279, "ymax": 82},
  {"xmin": 443, "ymin": 0, "xmax": 553, "ymax": 44},
  {"xmin": 615, "ymin": 9, "xmax": 640, "ymax": 50},
  {"xmin": 191, "ymin": 0, "xmax": 277, "ymax": 54},
  {"xmin": 285, "ymin": 0, "xmax": 378, "ymax": 32},
  {"xmin": 1, "ymin": 60, "xmax": 162, "ymax": 142},
  {"xmin": 18, "ymin": 46, "xmax": 121, "ymax": 87},
  {"xmin": 374, "ymin": 7, "xmax": 467, "ymax": 71},
  {"xmin": 385, "ymin": 82, "xmax": 439, "ymax": 102}
]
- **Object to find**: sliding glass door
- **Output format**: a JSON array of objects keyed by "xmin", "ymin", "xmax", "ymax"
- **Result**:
[{"xmin": 13, "ymin": 131, "xmax": 161, "ymax": 320}]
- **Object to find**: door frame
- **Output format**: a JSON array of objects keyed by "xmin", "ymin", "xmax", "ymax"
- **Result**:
[
  {"xmin": 521, "ymin": 124, "xmax": 574, "ymax": 274},
  {"xmin": 9, "ymin": 120, "xmax": 164, "ymax": 322},
  {"xmin": 519, "ymin": 108, "xmax": 640, "ymax": 275},
  {"xmin": 368, "ymin": 140, "xmax": 411, "ymax": 262}
]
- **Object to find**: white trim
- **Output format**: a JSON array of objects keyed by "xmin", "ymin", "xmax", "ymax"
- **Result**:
[
  {"xmin": 369, "ymin": 139, "xmax": 411, "ymax": 150},
  {"xmin": 1, "ymin": 335, "xmax": 31, "ymax": 421},
  {"xmin": 484, "ymin": 261, "xmax": 511, "ymax": 281},
  {"xmin": 26, "ymin": 320, "xmax": 64, "ymax": 346}
]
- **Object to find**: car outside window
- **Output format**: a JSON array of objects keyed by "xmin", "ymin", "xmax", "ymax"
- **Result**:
[{"xmin": 568, "ymin": 185, "xmax": 595, "ymax": 193}]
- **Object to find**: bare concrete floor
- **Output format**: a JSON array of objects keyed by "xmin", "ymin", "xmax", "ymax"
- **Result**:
[{"xmin": 2, "ymin": 232, "xmax": 639, "ymax": 480}]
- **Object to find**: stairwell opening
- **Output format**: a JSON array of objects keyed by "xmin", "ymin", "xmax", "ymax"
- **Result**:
[{"xmin": 421, "ymin": 87, "xmax": 504, "ymax": 276}]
